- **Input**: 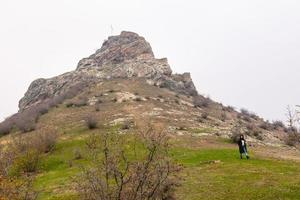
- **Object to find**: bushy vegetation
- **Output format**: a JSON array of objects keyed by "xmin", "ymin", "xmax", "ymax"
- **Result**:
[
  {"xmin": 230, "ymin": 121, "xmax": 243, "ymax": 143},
  {"xmin": 0, "ymin": 127, "xmax": 58, "ymax": 199},
  {"xmin": 272, "ymin": 120, "xmax": 285, "ymax": 129},
  {"xmin": 220, "ymin": 112, "xmax": 227, "ymax": 122},
  {"xmin": 193, "ymin": 96, "xmax": 210, "ymax": 108},
  {"xmin": 76, "ymin": 128, "xmax": 179, "ymax": 200},
  {"xmin": 84, "ymin": 115, "xmax": 98, "ymax": 129},
  {"xmin": 0, "ymin": 81, "xmax": 91, "ymax": 135}
]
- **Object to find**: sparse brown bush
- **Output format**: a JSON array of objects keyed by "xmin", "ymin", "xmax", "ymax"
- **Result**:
[
  {"xmin": 74, "ymin": 98, "xmax": 88, "ymax": 107},
  {"xmin": 95, "ymin": 104, "xmax": 100, "ymax": 112},
  {"xmin": 0, "ymin": 128, "xmax": 58, "ymax": 197},
  {"xmin": 85, "ymin": 134, "xmax": 101, "ymax": 150},
  {"xmin": 285, "ymin": 132, "xmax": 300, "ymax": 146},
  {"xmin": 259, "ymin": 122, "xmax": 273, "ymax": 131},
  {"xmin": 76, "ymin": 128, "xmax": 180, "ymax": 200},
  {"xmin": 65, "ymin": 101, "xmax": 74, "ymax": 108},
  {"xmin": 230, "ymin": 121, "xmax": 243, "ymax": 143},
  {"xmin": 246, "ymin": 123, "xmax": 256, "ymax": 131},
  {"xmin": 14, "ymin": 149, "xmax": 40, "ymax": 173},
  {"xmin": 193, "ymin": 96, "xmax": 210, "ymax": 108},
  {"xmin": 256, "ymin": 134, "xmax": 263, "ymax": 141},
  {"xmin": 74, "ymin": 148, "xmax": 83, "ymax": 160},
  {"xmin": 201, "ymin": 112, "xmax": 209, "ymax": 120},
  {"xmin": 33, "ymin": 128, "xmax": 58, "ymax": 153},
  {"xmin": 196, "ymin": 117, "xmax": 204, "ymax": 123},
  {"xmin": 0, "ymin": 80, "xmax": 94, "ymax": 136},
  {"xmin": 85, "ymin": 115, "xmax": 98, "ymax": 129},
  {"xmin": 15, "ymin": 117, "xmax": 36, "ymax": 133},
  {"xmin": 6, "ymin": 128, "xmax": 58, "ymax": 174},
  {"xmin": 134, "ymin": 97, "xmax": 142, "ymax": 101},
  {"xmin": 272, "ymin": 120, "xmax": 285, "ymax": 129},
  {"xmin": 220, "ymin": 112, "xmax": 227, "ymax": 122},
  {"xmin": 0, "ymin": 120, "xmax": 13, "ymax": 135},
  {"xmin": 240, "ymin": 108, "xmax": 259, "ymax": 120},
  {"xmin": 0, "ymin": 175, "xmax": 38, "ymax": 200},
  {"xmin": 175, "ymin": 99, "xmax": 180, "ymax": 104},
  {"xmin": 112, "ymin": 97, "xmax": 118, "ymax": 102},
  {"xmin": 121, "ymin": 120, "xmax": 134, "ymax": 130}
]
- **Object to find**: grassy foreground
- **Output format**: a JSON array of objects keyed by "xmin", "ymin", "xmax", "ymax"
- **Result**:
[{"xmin": 32, "ymin": 131, "xmax": 300, "ymax": 200}]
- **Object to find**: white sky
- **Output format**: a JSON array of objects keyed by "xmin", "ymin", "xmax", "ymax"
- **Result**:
[{"xmin": 0, "ymin": 0, "xmax": 299, "ymax": 122}]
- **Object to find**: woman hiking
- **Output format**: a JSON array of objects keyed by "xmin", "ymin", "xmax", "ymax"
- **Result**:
[{"xmin": 238, "ymin": 134, "xmax": 250, "ymax": 159}]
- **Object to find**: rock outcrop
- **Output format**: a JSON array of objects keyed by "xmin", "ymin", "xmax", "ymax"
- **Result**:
[{"xmin": 19, "ymin": 31, "xmax": 198, "ymax": 110}]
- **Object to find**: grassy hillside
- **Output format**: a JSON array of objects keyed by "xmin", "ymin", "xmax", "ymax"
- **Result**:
[
  {"xmin": 1, "ymin": 78, "xmax": 299, "ymax": 200},
  {"xmin": 31, "ymin": 129, "xmax": 300, "ymax": 200}
]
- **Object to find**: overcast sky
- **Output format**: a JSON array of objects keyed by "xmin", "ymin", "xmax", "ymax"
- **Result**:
[{"xmin": 0, "ymin": 0, "xmax": 299, "ymax": 122}]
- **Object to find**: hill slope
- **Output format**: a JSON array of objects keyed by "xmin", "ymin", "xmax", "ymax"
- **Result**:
[{"xmin": 0, "ymin": 31, "xmax": 299, "ymax": 200}]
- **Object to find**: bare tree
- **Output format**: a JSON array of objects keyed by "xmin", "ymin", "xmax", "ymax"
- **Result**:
[
  {"xmin": 286, "ymin": 105, "xmax": 297, "ymax": 132},
  {"xmin": 284, "ymin": 105, "xmax": 300, "ymax": 146},
  {"xmin": 76, "ymin": 127, "xmax": 180, "ymax": 200}
]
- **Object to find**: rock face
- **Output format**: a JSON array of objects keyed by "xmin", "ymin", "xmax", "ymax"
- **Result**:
[{"xmin": 19, "ymin": 31, "xmax": 198, "ymax": 110}]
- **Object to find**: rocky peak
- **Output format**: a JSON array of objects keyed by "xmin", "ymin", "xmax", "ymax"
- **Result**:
[
  {"xmin": 77, "ymin": 31, "xmax": 155, "ymax": 70},
  {"xmin": 19, "ymin": 31, "xmax": 198, "ymax": 110}
]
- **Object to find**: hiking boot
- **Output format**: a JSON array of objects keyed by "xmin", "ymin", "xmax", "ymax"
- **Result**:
[{"xmin": 246, "ymin": 155, "xmax": 250, "ymax": 160}]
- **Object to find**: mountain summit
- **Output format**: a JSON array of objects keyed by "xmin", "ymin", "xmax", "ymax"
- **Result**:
[{"xmin": 19, "ymin": 31, "xmax": 197, "ymax": 110}]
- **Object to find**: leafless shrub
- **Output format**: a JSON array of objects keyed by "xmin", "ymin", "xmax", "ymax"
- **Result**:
[
  {"xmin": 15, "ymin": 116, "xmax": 36, "ymax": 133},
  {"xmin": 95, "ymin": 104, "xmax": 100, "ymax": 112},
  {"xmin": 85, "ymin": 134, "xmax": 101, "ymax": 150},
  {"xmin": 220, "ymin": 112, "xmax": 227, "ymax": 122},
  {"xmin": 285, "ymin": 132, "xmax": 300, "ymax": 146},
  {"xmin": 74, "ymin": 98, "xmax": 88, "ymax": 107},
  {"xmin": 223, "ymin": 106, "xmax": 235, "ymax": 112},
  {"xmin": 76, "ymin": 128, "xmax": 180, "ymax": 200},
  {"xmin": 134, "ymin": 97, "xmax": 142, "ymax": 102},
  {"xmin": 230, "ymin": 121, "xmax": 243, "ymax": 143},
  {"xmin": 65, "ymin": 101, "xmax": 74, "ymax": 108},
  {"xmin": 201, "ymin": 112, "xmax": 209, "ymax": 120},
  {"xmin": 0, "ymin": 120, "xmax": 13, "ymax": 135},
  {"xmin": 74, "ymin": 148, "xmax": 83, "ymax": 160},
  {"xmin": 240, "ymin": 108, "xmax": 259, "ymax": 120},
  {"xmin": 256, "ymin": 134, "xmax": 263, "ymax": 141},
  {"xmin": 272, "ymin": 120, "xmax": 285, "ymax": 130},
  {"xmin": 0, "ymin": 175, "xmax": 38, "ymax": 200},
  {"xmin": 193, "ymin": 96, "xmax": 210, "ymax": 108},
  {"xmin": 259, "ymin": 121, "xmax": 273, "ymax": 131},
  {"xmin": 121, "ymin": 120, "xmax": 133, "ymax": 130},
  {"xmin": 112, "ymin": 97, "xmax": 118, "ymax": 102},
  {"xmin": 33, "ymin": 127, "xmax": 58, "ymax": 153},
  {"xmin": 85, "ymin": 115, "xmax": 98, "ymax": 129},
  {"xmin": 246, "ymin": 123, "xmax": 256, "ymax": 131},
  {"xmin": 0, "ymin": 81, "xmax": 94, "ymax": 136}
]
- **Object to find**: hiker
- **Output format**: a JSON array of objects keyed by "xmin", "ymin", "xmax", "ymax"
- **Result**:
[{"xmin": 238, "ymin": 134, "xmax": 249, "ymax": 159}]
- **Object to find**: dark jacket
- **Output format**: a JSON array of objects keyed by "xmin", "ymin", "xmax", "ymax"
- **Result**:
[{"xmin": 238, "ymin": 138, "xmax": 247, "ymax": 154}]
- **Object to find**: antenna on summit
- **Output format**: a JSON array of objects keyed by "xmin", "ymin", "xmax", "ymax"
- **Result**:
[{"xmin": 110, "ymin": 25, "xmax": 114, "ymax": 35}]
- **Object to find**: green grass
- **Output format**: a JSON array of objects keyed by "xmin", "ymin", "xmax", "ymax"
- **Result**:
[
  {"xmin": 33, "ymin": 134, "xmax": 300, "ymax": 200},
  {"xmin": 171, "ymin": 147, "xmax": 300, "ymax": 200}
]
